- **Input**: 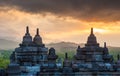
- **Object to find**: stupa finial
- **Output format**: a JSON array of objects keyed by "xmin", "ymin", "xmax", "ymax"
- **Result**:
[
  {"xmin": 26, "ymin": 26, "xmax": 29, "ymax": 34},
  {"xmin": 91, "ymin": 28, "xmax": 93, "ymax": 35},
  {"xmin": 37, "ymin": 28, "xmax": 39, "ymax": 35}
]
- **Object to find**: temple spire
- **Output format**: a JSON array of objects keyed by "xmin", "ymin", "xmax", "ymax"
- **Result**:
[
  {"xmin": 91, "ymin": 28, "xmax": 93, "ymax": 35},
  {"xmin": 33, "ymin": 28, "xmax": 43, "ymax": 45},
  {"xmin": 85, "ymin": 28, "xmax": 99, "ymax": 47},
  {"xmin": 22, "ymin": 26, "xmax": 32, "ymax": 45},
  {"xmin": 26, "ymin": 26, "xmax": 29, "ymax": 34},
  {"xmin": 36, "ymin": 28, "xmax": 39, "ymax": 35}
]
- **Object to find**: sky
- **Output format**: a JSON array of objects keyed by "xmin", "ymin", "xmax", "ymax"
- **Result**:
[{"xmin": 0, "ymin": 0, "xmax": 120, "ymax": 47}]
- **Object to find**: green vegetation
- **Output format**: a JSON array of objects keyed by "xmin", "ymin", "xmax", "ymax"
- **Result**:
[
  {"xmin": 0, "ymin": 48, "xmax": 120, "ymax": 69},
  {"xmin": 57, "ymin": 50, "xmax": 75, "ymax": 59},
  {"xmin": 0, "ymin": 50, "xmax": 12, "ymax": 68},
  {"xmin": 109, "ymin": 47, "xmax": 120, "ymax": 61}
]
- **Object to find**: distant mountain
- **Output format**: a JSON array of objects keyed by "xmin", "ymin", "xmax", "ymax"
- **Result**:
[
  {"xmin": 46, "ymin": 41, "xmax": 84, "ymax": 52},
  {"xmin": 46, "ymin": 41, "xmax": 120, "ymax": 53},
  {"xmin": 0, "ymin": 39, "xmax": 19, "ymax": 50}
]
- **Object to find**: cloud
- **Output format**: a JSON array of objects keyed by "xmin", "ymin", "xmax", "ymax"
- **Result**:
[
  {"xmin": 0, "ymin": 10, "xmax": 88, "ymax": 42},
  {"xmin": 0, "ymin": 0, "xmax": 120, "ymax": 22}
]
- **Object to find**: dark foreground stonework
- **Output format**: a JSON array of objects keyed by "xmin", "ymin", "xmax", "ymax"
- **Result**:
[{"xmin": 0, "ymin": 27, "xmax": 120, "ymax": 76}]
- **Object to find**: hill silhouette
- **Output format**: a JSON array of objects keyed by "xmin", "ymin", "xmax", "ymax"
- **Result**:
[{"xmin": 0, "ymin": 39, "xmax": 19, "ymax": 50}]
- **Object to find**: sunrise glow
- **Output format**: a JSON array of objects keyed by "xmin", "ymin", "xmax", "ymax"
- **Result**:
[
  {"xmin": 0, "ymin": 1, "xmax": 119, "ymax": 47},
  {"xmin": 93, "ymin": 28, "xmax": 108, "ymax": 34}
]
